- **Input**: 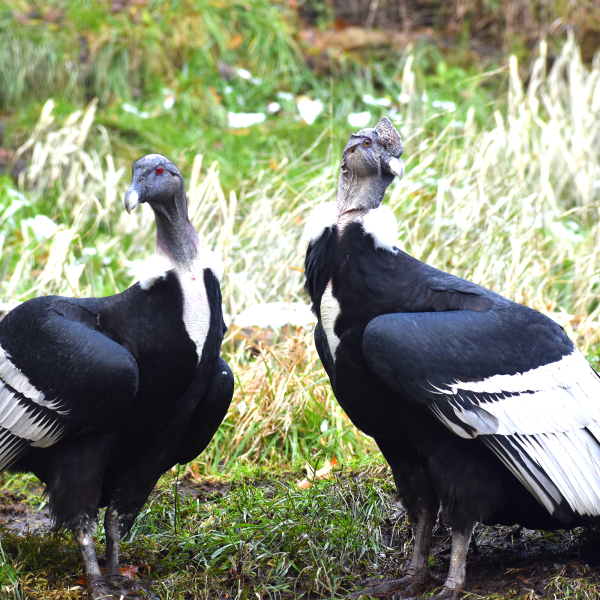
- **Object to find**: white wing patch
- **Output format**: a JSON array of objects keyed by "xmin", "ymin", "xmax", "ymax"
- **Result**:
[
  {"xmin": 0, "ymin": 344, "xmax": 67, "ymax": 469},
  {"xmin": 0, "ymin": 346, "xmax": 63, "ymax": 411},
  {"xmin": 427, "ymin": 349, "xmax": 600, "ymax": 518},
  {"xmin": 320, "ymin": 282, "xmax": 341, "ymax": 360},
  {"xmin": 429, "ymin": 350, "xmax": 600, "ymax": 436},
  {"xmin": 361, "ymin": 205, "xmax": 399, "ymax": 253}
]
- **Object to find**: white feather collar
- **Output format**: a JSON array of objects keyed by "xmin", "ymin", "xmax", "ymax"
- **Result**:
[{"xmin": 304, "ymin": 202, "xmax": 398, "ymax": 253}]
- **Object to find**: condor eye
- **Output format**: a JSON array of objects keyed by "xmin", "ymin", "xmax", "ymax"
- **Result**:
[
  {"xmin": 362, "ymin": 138, "xmax": 372, "ymax": 148},
  {"xmin": 156, "ymin": 167, "xmax": 164, "ymax": 175}
]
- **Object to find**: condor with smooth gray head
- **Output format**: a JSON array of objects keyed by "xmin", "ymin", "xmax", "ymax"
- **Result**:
[
  {"xmin": 305, "ymin": 116, "xmax": 600, "ymax": 600},
  {"xmin": 0, "ymin": 153, "xmax": 233, "ymax": 600}
]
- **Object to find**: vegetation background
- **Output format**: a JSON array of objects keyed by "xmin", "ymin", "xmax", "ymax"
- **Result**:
[{"xmin": 2, "ymin": 0, "xmax": 600, "ymax": 598}]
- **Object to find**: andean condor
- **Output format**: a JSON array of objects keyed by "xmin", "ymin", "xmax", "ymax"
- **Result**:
[
  {"xmin": 304, "ymin": 117, "xmax": 600, "ymax": 599},
  {"xmin": 0, "ymin": 154, "xmax": 234, "ymax": 600}
]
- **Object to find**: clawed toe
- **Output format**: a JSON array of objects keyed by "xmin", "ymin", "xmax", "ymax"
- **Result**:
[
  {"xmin": 427, "ymin": 586, "xmax": 463, "ymax": 600},
  {"xmin": 88, "ymin": 574, "xmax": 160, "ymax": 600},
  {"xmin": 350, "ymin": 571, "xmax": 429, "ymax": 599}
]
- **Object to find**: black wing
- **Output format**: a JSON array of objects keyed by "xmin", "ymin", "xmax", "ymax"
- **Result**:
[
  {"xmin": 174, "ymin": 358, "xmax": 234, "ymax": 466},
  {"xmin": 0, "ymin": 297, "xmax": 139, "ymax": 470},
  {"xmin": 363, "ymin": 308, "xmax": 600, "ymax": 522}
]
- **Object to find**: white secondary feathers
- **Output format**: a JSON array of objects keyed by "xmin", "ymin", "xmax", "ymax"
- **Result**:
[
  {"xmin": 430, "ymin": 350, "xmax": 600, "ymax": 437},
  {"xmin": 0, "ymin": 344, "xmax": 66, "ymax": 468},
  {"xmin": 0, "ymin": 347, "xmax": 62, "ymax": 411},
  {"xmin": 304, "ymin": 201, "xmax": 398, "ymax": 253},
  {"xmin": 427, "ymin": 349, "xmax": 600, "ymax": 518}
]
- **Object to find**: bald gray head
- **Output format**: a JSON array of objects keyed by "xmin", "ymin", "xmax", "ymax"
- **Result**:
[
  {"xmin": 125, "ymin": 153, "xmax": 199, "ymax": 268},
  {"xmin": 337, "ymin": 116, "xmax": 404, "ymax": 218},
  {"xmin": 124, "ymin": 154, "xmax": 185, "ymax": 214}
]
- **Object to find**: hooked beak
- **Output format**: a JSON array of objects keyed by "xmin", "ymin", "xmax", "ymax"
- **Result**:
[
  {"xmin": 386, "ymin": 156, "xmax": 405, "ymax": 179},
  {"xmin": 124, "ymin": 187, "xmax": 141, "ymax": 214}
]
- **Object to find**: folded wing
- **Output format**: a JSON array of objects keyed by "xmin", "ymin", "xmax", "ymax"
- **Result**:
[{"xmin": 363, "ymin": 308, "xmax": 600, "ymax": 522}]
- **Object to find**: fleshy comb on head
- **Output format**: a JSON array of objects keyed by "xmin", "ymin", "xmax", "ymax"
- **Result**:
[{"xmin": 375, "ymin": 116, "xmax": 403, "ymax": 158}]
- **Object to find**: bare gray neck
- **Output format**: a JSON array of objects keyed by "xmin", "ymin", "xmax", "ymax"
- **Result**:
[
  {"xmin": 154, "ymin": 190, "xmax": 199, "ymax": 269},
  {"xmin": 336, "ymin": 169, "xmax": 387, "ymax": 221}
]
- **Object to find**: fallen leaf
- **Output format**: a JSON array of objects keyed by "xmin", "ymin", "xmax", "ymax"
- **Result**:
[
  {"xmin": 76, "ymin": 565, "xmax": 144, "ymax": 585},
  {"xmin": 227, "ymin": 35, "xmax": 243, "ymax": 50},
  {"xmin": 297, "ymin": 457, "xmax": 338, "ymax": 489}
]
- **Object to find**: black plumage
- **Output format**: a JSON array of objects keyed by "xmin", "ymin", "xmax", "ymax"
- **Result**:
[
  {"xmin": 0, "ymin": 154, "xmax": 233, "ymax": 600},
  {"xmin": 304, "ymin": 117, "xmax": 600, "ymax": 599}
]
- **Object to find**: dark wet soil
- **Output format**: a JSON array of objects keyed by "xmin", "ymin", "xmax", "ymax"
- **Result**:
[
  {"xmin": 377, "ymin": 519, "xmax": 600, "ymax": 598},
  {"xmin": 0, "ymin": 488, "xmax": 53, "ymax": 536}
]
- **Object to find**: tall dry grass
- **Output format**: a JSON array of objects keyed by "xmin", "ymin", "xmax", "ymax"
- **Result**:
[{"xmin": 3, "ymin": 37, "xmax": 600, "ymax": 465}]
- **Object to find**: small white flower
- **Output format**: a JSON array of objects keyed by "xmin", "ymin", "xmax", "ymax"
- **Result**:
[
  {"xmin": 297, "ymin": 98, "xmax": 324, "ymax": 125},
  {"xmin": 267, "ymin": 102, "xmax": 281, "ymax": 114},
  {"xmin": 276, "ymin": 91, "xmax": 294, "ymax": 101},
  {"xmin": 362, "ymin": 94, "xmax": 392, "ymax": 107},
  {"xmin": 320, "ymin": 419, "xmax": 328, "ymax": 433},
  {"xmin": 122, "ymin": 103, "xmax": 150, "ymax": 119},
  {"xmin": 82, "ymin": 247, "xmax": 97, "ymax": 256},
  {"xmin": 237, "ymin": 68, "xmax": 252, "ymax": 80},
  {"xmin": 432, "ymin": 100, "xmax": 456, "ymax": 112},
  {"xmin": 397, "ymin": 93, "xmax": 411, "ymax": 104},
  {"xmin": 227, "ymin": 112, "xmax": 266, "ymax": 128},
  {"xmin": 224, "ymin": 85, "xmax": 233, "ymax": 94},
  {"xmin": 163, "ymin": 95, "xmax": 175, "ymax": 110},
  {"xmin": 348, "ymin": 112, "xmax": 372, "ymax": 127}
]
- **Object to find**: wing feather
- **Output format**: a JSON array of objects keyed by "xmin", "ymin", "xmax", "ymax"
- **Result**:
[{"xmin": 363, "ymin": 310, "xmax": 600, "ymax": 520}]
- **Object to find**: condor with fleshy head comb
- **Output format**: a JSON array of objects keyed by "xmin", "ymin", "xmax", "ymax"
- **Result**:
[
  {"xmin": 305, "ymin": 117, "xmax": 600, "ymax": 599},
  {"xmin": 0, "ymin": 154, "xmax": 233, "ymax": 599}
]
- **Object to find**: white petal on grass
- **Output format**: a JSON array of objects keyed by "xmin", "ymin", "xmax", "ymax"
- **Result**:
[
  {"xmin": 398, "ymin": 93, "xmax": 411, "ymax": 104},
  {"xmin": 82, "ymin": 247, "xmax": 97, "ymax": 256},
  {"xmin": 276, "ymin": 91, "xmax": 294, "ymax": 101},
  {"xmin": 297, "ymin": 98, "xmax": 324, "ymax": 125},
  {"xmin": 122, "ymin": 103, "xmax": 150, "ymax": 119},
  {"xmin": 163, "ymin": 95, "xmax": 175, "ymax": 110},
  {"xmin": 432, "ymin": 100, "xmax": 457, "ymax": 112},
  {"xmin": 224, "ymin": 85, "xmax": 233, "ymax": 94},
  {"xmin": 348, "ymin": 112, "xmax": 372, "ymax": 127},
  {"xmin": 362, "ymin": 94, "xmax": 392, "ymax": 107},
  {"xmin": 227, "ymin": 112, "xmax": 266, "ymax": 128},
  {"xmin": 24, "ymin": 215, "xmax": 59, "ymax": 240},
  {"xmin": 267, "ymin": 102, "xmax": 281, "ymax": 114},
  {"xmin": 237, "ymin": 68, "xmax": 252, "ymax": 80},
  {"xmin": 233, "ymin": 302, "xmax": 317, "ymax": 329}
]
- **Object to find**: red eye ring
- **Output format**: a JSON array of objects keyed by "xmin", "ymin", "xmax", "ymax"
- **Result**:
[{"xmin": 156, "ymin": 167, "xmax": 164, "ymax": 175}]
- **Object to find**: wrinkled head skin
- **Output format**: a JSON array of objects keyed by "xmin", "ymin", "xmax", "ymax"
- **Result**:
[
  {"xmin": 124, "ymin": 154, "xmax": 184, "ymax": 214},
  {"xmin": 336, "ymin": 116, "xmax": 404, "ymax": 217}
]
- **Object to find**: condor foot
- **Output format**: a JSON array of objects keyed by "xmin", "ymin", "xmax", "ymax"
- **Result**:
[
  {"xmin": 88, "ymin": 574, "xmax": 160, "ymax": 600},
  {"xmin": 350, "ymin": 569, "xmax": 442, "ymax": 599},
  {"xmin": 425, "ymin": 586, "xmax": 463, "ymax": 600}
]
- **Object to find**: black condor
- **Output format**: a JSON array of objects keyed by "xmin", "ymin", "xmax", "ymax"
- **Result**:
[
  {"xmin": 304, "ymin": 117, "xmax": 600, "ymax": 599},
  {"xmin": 0, "ymin": 154, "xmax": 234, "ymax": 599}
]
